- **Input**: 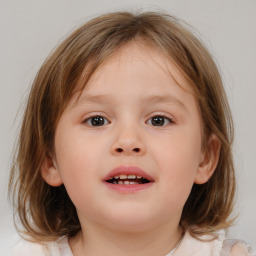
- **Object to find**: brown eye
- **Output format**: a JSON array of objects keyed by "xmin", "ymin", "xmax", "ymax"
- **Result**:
[
  {"xmin": 147, "ymin": 116, "xmax": 172, "ymax": 126},
  {"xmin": 84, "ymin": 116, "xmax": 109, "ymax": 126}
]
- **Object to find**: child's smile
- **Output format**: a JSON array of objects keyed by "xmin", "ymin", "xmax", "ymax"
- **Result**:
[
  {"xmin": 103, "ymin": 165, "xmax": 154, "ymax": 193},
  {"xmin": 50, "ymin": 41, "xmax": 212, "ymax": 234}
]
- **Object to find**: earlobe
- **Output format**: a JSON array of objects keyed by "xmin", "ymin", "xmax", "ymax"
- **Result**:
[
  {"xmin": 41, "ymin": 154, "xmax": 63, "ymax": 187},
  {"xmin": 195, "ymin": 134, "xmax": 221, "ymax": 184}
]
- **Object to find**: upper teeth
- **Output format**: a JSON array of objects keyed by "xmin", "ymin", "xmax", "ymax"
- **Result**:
[{"xmin": 113, "ymin": 174, "xmax": 142, "ymax": 180}]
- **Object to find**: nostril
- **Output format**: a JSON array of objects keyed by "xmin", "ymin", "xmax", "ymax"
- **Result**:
[{"xmin": 115, "ymin": 148, "xmax": 140, "ymax": 153}]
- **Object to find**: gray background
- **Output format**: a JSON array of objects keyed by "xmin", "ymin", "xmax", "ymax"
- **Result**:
[{"xmin": 1, "ymin": 0, "xmax": 255, "ymax": 254}]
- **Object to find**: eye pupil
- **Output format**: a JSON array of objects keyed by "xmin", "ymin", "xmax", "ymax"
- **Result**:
[
  {"xmin": 152, "ymin": 116, "xmax": 165, "ymax": 126},
  {"xmin": 91, "ymin": 116, "xmax": 105, "ymax": 126}
]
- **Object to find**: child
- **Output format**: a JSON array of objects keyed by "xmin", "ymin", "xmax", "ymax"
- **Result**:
[{"xmin": 9, "ymin": 11, "xmax": 254, "ymax": 256}]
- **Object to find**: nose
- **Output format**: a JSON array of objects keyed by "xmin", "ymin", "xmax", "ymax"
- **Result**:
[{"xmin": 110, "ymin": 125, "xmax": 146, "ymax": 156}]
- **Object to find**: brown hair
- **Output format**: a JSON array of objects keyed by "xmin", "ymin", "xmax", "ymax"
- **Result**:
[{"xmin": 9, "ymin": 11, "xmax": 235, "ymax": 241}]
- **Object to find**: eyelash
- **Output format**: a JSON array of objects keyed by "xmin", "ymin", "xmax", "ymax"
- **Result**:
[
  {"xmin": 146, "ymin": 115, "xmax": 174, "ymax": 126},
  {"xmin": 82, "ymin": 114, "xmax": 175, "ymax": 127},
  {"xmin": 83, "ymin": 115, "xmax": 110, "ymax": 127}
]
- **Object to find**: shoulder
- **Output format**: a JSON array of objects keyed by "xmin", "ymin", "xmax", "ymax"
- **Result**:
[
  {"xmin": 230, "ymin": 243, "xmax": 251, "ymax": 256},
  {"xmin": 174, "ymin": 229, "xmax": 226, "ymax": 255},
  {"xmin": 223, "ymin": 239, "xmax": 255, "ymax": 256},
  {"xmin": 174, "ymin": 229, "xmax": 255, "ymax": 256},
  {"xmin": 11, "ymin": 238, "xmax": 60, "ymax": 256}
]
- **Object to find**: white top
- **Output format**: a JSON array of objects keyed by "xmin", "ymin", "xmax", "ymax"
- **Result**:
[{"xmin": 11, "ymin": 230, "xmax": 254, "ymax": 256}]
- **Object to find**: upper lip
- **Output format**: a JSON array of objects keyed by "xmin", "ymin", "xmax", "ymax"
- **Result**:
[{"xmin": 103, "ymin": 166, "xmax": 154, "ymax": 181}]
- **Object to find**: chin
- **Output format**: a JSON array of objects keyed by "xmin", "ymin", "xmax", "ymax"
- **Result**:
[
  {"xmin": 106, "ymin": 220, "xmax": 154, "ymax": 233},
  {"xmin": 98, "ymin": 209, "xmax": 160, "ymax": 233}
]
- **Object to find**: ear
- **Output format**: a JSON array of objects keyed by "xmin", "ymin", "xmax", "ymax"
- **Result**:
[
  {"xmin": 194, "ymin": 133, "xmax": 221, "ymax": 184},
  {"xmin": 41, "ymin": 154, "xmax": 63, "ymax": 187}
]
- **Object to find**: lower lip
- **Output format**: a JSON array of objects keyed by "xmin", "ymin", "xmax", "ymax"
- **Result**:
[{"xmin": 103, "ymin": 181, "xmax": 154, "ymax": 193}]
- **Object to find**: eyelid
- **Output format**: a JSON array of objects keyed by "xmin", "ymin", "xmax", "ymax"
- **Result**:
[
  {"xmin": 146, "ymin": 116, "xmax": 174, "ymax": 127},
  {"xmin": 82, "ymin": 113, "xmax": 111, "ymax": 125},
  {"xmin": 146, "ymin": 112, "xmax": 175, "ymax": 123}
]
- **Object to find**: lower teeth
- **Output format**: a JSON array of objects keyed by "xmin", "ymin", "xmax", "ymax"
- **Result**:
[
  {"xmin": 117, "ymin": 181, "xmax": 139, "ymax": 185},
  {"xmin": 107, "ymin": 178, "xmax": 150, "ymax": 184}
]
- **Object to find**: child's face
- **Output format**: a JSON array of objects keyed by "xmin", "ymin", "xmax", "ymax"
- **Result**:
[{"xmin": 45, "ymin": 42, "xmax": 213, "ymax": 233}]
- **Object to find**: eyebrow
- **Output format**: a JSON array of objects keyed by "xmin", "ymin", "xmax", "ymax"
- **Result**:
[
  {"xmin": 73, "ymin": 94, "xmax": 188, "ymax": 112},
  {"xmin": 140, "ymin": 95, "xmax": 188, "ymax": 112},
  {"xmin": 72, "ymin": 94, "xmax": 115, "ymax": 108}
]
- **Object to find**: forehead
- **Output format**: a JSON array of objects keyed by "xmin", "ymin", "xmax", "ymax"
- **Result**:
[{"xmin": 72, "ymin": 41, "xmax": 194, "ymax": 104}]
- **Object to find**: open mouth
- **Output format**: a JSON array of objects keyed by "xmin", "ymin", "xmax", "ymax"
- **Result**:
[
  {"xmin": 104, "ymin": 166, "xmax": 154, "ymax": 192},
  {"xmin": 106, "ymin": 174, "xmax": 151, "ymax": 185}
]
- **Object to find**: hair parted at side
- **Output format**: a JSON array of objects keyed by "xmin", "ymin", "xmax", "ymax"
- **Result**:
[{"xmin": 9, "ymin": 11, "xmax": 235, "ymax": 242}]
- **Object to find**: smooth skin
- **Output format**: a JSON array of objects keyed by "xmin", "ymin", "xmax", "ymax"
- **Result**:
[{"xmin": 41, "ymin": 41, "xmax": 220, "ymax": 256}]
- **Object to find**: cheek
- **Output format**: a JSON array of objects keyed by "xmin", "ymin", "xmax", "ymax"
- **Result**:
[
  {"xmin": 157, "ymin": 128, "xmax": 202, "ymax": 173},
  {"xmin": 55, "ymin": 125, "xmax": 106, "ymax": 172},
  {"xmin": 54, "ymin": 125, "xmax": 116, "ymax": 215},
  {"xmin": 54, "ymin": 129, "xmax": 101, "ymax": 202},
  {"xmin": 151, "ymin": 127, "xmax": 202, "ymax": 201}
]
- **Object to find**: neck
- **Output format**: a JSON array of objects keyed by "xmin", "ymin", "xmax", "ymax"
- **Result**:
[{"xmin": 69, "ymin": 220, "xmax": 183, "ymax": 256}]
